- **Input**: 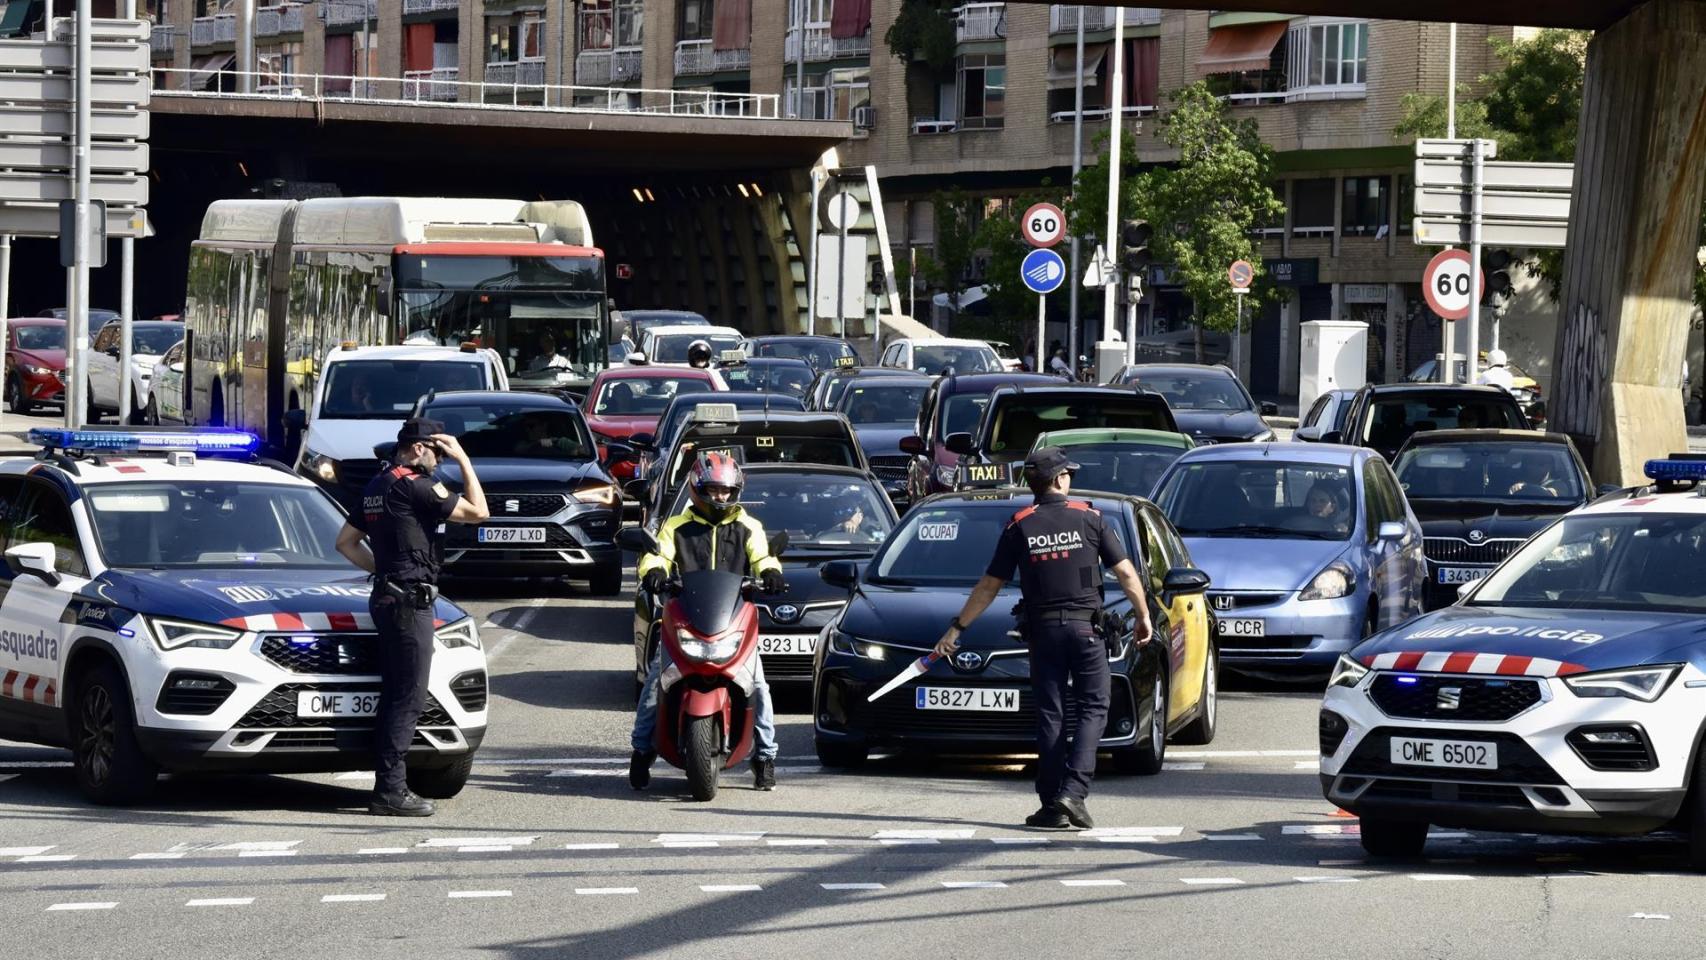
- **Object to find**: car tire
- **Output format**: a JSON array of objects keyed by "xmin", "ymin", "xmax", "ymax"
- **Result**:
[
  {"xmin": 72, "ymin": 661, "xmax": 159, "ymax": 805},
  {"xmin": 684, "ymin": 714, "xmax": 721, "ymax": 801},
  {"xmin": 7, "ymin": 375, "xmax": 30, "ymax": 415},
  {"xmin": 143, "ymin": 394, "xmax": 160, "ymax": 426},
  {"xmin": 815, "ymin": 739, "xmax": 868, "ymax": 769},
  {"xmin": 1359, "ymin": 817, "xmax": 1428, "ymax": 859},
  {"xmin": 126, "ymin": 386, "xmax": 146, "ymax": 425},
  {"xmin": 85, "ymin": 380, "xmax": 99, "ymax": 425},
  {"xmin": 589, "ymin": 563, "xmax": 623, "ymax": 597},
  {"xmin": 1175, "ymin": 639, "xmax": 1218, "ymax": 746},
  {"xmin": 1113, "ymin": 667, "xmax": 1168, "ymax": 776},
  {"xmin": 1687, "ymin": 745, "xmax": 1706, "ymax": 872},
  {"xmin": 405, "ymin": 753, "xmax": 475, "ymax": 799}
]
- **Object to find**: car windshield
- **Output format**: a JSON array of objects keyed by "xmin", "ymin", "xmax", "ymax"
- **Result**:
[
  {"xmin": 592, "ymin": 376, "xmax": 714, "ymax": 416},
  {"xmin": 941, "ymin": 393, "xmax": 991, "ymax": 438},
  {"xmin": 668, "ymin": 433, "xmax": 860, "ymax": 488},
  {"xmin": 838, "ymin": 382, "xmax": 929, "ymax": 425},
  {"xmin": 720, "ymin": 362, "xmax": 815, "ymax": 398},
  {"xmin": 754, "ymin": 340, "xmax": 857, "ymax": 370},
  {"xmin": 986, "ymin": 396, "xmax": 1171, "ymax": 457},
  {"xmin": 14, "ymin": 325, "xmax": 63, "ymax": 350},
  {"xmin": 652, "ymin": 333, "xmax": 742, "ymax": 363},
  {"xmin": 872, "ymin": 503, "xmax": 1130, "ymax": 585},
  {"xmin": 671, "ymin": 473, "xmax": 894, "ymax": 548},
  {"xmin": 321, "ymin": 360, "xmax": 489, "ymax": 419},
  {"xmin": 1156, "ymin": 460, "xmax": 1357, "ymax": 541},
  {"xmin": 1395, "ymin": 442, "xmax": 1584, "ymax": 503},
  {"xmin": 130, "ymin": 325, "xmax": 183, "ymax": 356},
  {"xmin": 913, "ymin": 345, "xmax": 998, "ymax": 374},
  {"xmin": 1471, "ymin": 513, "xmax": 1706, "ymax": 613},
  {"xmin": 1126, "ymin": 373, "xmax": 1251, "ymax": 411},
  {"xmin": 656, "ymin": 396, "xmax": 804, "ymax": 452},
  {"xmin": 1060, "ymin": 442, "xmax": 1188, "ymax": 499},
  {"xmin": 421, "ymin": 403, "xmax": 594, "ymax": 460},
  {"xmin": 86, "ymin": 482, "xmax": 350, "ymax": 569},
  {"xmin": 1364, "ymin": 397, "xmax": 1525, "ymax": 449}
]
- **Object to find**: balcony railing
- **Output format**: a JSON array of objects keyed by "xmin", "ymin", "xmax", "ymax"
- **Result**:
[
  {"xmin": 254, "ymin": 6, "xmax": 281, "ymax": 36},
  {"xmin": 675, "ymin": 39, "xmax": 751, "ymax": 75},
  {"xmin": 149, "ymin": 22, "xmax": 179, "ymax": 55},
  {"xmin": 281, "ymin": 3, "xmax": 303, "ymax": 32},
  {"xmin": 784, "ymin": 23, "xmax": 870, "ymax": 62},
  {"xmin": 191, "ymin": 12, "xmax": 236, "ymax": 45},
  {"xmin": 612, "ymin": 46, "xmax": 643, "ymax": 82},
  {"xmin": 1048, "ymin": 104, "xmax": 1153, "ymax": 123},
  {"xmin": 1048, "ymin": 6, "xmax": 1161, "ymax": 34},
  {"xmin": 484, "ymin": 59, "xmax": 545, "ymax": 87},
  {"xmin": 911, "ymin": 117, "xmax": 956, "ymax": 134},
  {"xmin": 404, "ymin": 66, "xmax": 459, "ymax": 100},
  {"xmin": 576, "ymin": 49, "xmax": 612, "ymax": 84},
  {"xmin": 324, "ymin": 0, "xmax": 376, "ymax": 26},
  {"xmin": 955, "ymin": 2, "xmax": 1003, "ymax": 42},
  {"xmin": 403, "ymin": 0, "xmax": 459, "ymax": 13}
]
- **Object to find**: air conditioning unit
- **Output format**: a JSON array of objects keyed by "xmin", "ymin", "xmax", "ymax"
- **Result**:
[{"xmin": 852, "ymin": 105, "xmax": 875, "ymax": 130}]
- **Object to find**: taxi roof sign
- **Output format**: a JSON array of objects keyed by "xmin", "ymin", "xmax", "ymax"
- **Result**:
[
  {"xmin": 29, "ymin": 427, "xmax": 262, "ymax": 456},
  {"xmin": 691, "ymin": 403, "xmax": 740, "ymax": 423},
  {"xmin": 719, "ymin": 349, "xmax": 746, "ymax": 363}
]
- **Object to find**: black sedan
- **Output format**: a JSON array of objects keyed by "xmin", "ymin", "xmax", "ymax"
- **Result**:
[
  {"xmin": 742, "ymin": 335, "xmax": 859, "ymax": 372},
  {"xmin": 812, "ymin": 489, "xmax": 1214, "ymax": 770},
  {"xmin": 411, "ymin": 390, "xmax": 625, "ymax": 594},
  {"xmin": 1392, "ymin": 428, "xmax": 1609, "ymax": 609},
  {"xmin": 834, "ymin": 375, "xmax": 933, "ymax": 509},
  {"xmin": 1112, "ymin": 363, "xmax": 1278, "ymax": 445},
  {"xmin": 804, "ymin": 365, "xmax": 930, "ymax": 411},
  {"xmin": 629, "ymin": 464, "xmax": 897, "ymax": 693}
]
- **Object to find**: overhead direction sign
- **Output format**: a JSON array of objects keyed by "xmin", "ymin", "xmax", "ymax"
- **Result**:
[
  {"xmin": 1422, "ymin": 248, "xmax": 1483, "ymax": 321},
  {"xmin": 1228, "ymin": 259, "xmax": 1253, "ymax": 290},
  {"xmin": 1415, "ymin": 187, "xmax": 1571, "ymax": 222},
  {"xmin": 1413, "ymin": 217, "xmax": 1569, "ymax": 249},
  {"xmin": 1414, "ymin": 158, "xmax": 1573, "ymax": 191},
  {"xmin": 1021, "ymin": 202, "xmax": 1066, "ymax": 248},
  {"xmin": 1021, "ymin": 248, "xmax": 1066, "ymax": 295}
]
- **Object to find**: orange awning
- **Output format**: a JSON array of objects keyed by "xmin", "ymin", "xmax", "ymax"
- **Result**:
[{"xmin": 1196, "ymin": 20, "xmax": 1288, "ymax": 76}]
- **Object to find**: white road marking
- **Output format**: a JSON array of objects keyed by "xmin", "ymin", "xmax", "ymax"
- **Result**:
[
  {"xmin": 47, "ymin": 902, "xmax": 116, "ymax": 911},
  {"xmin": 700, "ymin": 884, "xmax": 762, "ymax": 893},
  {"xmin": 575, "ymin": 887, "xmax": 639, "ymax": 896},
  {"xmin": 1181, "ymin": 878, "xmax": 1244, "ymax": 886},
  {"xmin": 940, "ymin": 881, "xmax": 1007, "ymax": 889},
  {"xmin": 547, "ymin": 768, "xmax": 625, "ymax": 778},
  {"xmin": 0, "ymin": 761, "xmax": 71, "ymax": 768},
  {"xmin": 1202, "ymin": 834, "xmax": 1261, "ymax": 842},
  {"xmin": 0, "ymin": 846, "xmax": 54, "ymax": 857},
  {"xmin": 448, "ymin": 890, "xmax": 512, "ymax": 899},
  {"xmin": 871, "ymin": 829, "xmax": 975, "ymax": 840},
  {"xmin": 766, "ymin": 838, "xmax": 828, "ymax": 847},
  {"xmin": 1316, "ymin": 859, "xmax": 1367, "ymax": 867},
  {"xmin": 1428, "ymin": 831, "xmax": 1471, "ymax": 839},
  {"xmin": 1283, "ymin": 825, "xmax": 1357, "ymax": 837},
  {"xmin": 1060, "ymin": 879, "xmax": 1125, "ymax": 887},
  {"xmin": 187, "ymin": 898, "xmax": 256, "ymax": 907},
  {"xmin": 358, "ymin": 848, "xmax": 407, "ymax": 855},
  {"xmin": 1167, "ymin": 749, "xmax": 1315, "ymax": 758},
  {"xmin": 1409, "ymin": 874, "xmax": 1474, "ymax": 882},
  {"xmin": 1294, "ymin": 876, "xmax": 1360, "ymax": 884},
  {"xmin": 1083, "ymin": 827, "xmax": 1183, "ymax": 841},
  {"xmin": 473, "ymin": 754, "xmax": 818, "ymax": 767},
  {"xmin": 456, "ymin": 845, "xmax": 513, "ymax": 853},
  {"xmin": 656, "ymin": 833, "xmax": 766, "ymax": 843},
  {"xmin": 213, "ymin": 841, "xmax": 302, "ymax": 852},
  {"xmin": 1163, "ymin": 761, "xmax": 1205, "ymax": 771},
  {"xmin": 130, "ymin": 852, "xmax": 185, "ymax": 860},
  {"xmin": 19, "ymin": 854, "xmax": 76, "ymax": 862},
  {"xmin": 1630, "ymin": 913, "xmax": 1672, "ymax": 921},
  {"xmin": 565, "ymin": 843, "xmax": 621, "ymax": 851},
  {"xmin": 661, "ymin": 841, "xmax": 719, "ymax": 849},
  {"xmin": 334, "ymin": 771, "xmax": 374, "ymax": 781},
  {"xmin": 238, "ymin": 850, "xmax": 296, "ymax": 858},
  {"xmin": 821, "ymin": 883, "xmax": 884, "ymax": 891},
  {"xmin": 322, "ymin": 894, "xmax": 387, "ymax": 903},
  {"xmin": 880, "ymin": 839, "xmax": 939, "ymax": 846},
  {"xmin": 991, "ymin": 837, "xmax": 1050, "ymax": 845},
  {"xmin": 419, "ymin": 836, "xmax": 537, "ymax": 848},
  {"xmin": 1294, "ymin": 761, "xmax": 1321, "ymax": 770}
]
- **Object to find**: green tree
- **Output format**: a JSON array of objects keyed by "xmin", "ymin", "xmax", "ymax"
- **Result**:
[
  {"xmin": 917, "ymin": 188, "xmax": 981, "ymax": 314},
  {"xmin": 1130, "ymin": 82, "xmax": 1285, "ymax": 357}
]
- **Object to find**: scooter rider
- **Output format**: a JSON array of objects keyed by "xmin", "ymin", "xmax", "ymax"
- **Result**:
[
  {"xmin": 687, "ymin": 339, "xmax": 714, "ymax": 369},
  {"xmin": 630, "ymin": 451, "xmax": 787, "ymax": 791}
]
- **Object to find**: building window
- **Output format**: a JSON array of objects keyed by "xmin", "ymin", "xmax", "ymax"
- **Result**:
[
  {"xmin": 1341, "ymin": 175, "xmax": 1389, "ymax": 237},
  {"xmin": 1206, "ymin": 41, "xmax": 1285, "ymax": 101},
  {"xmin": 958, "ymin": 53, "xmax": 1005, "ymax": 130},
  {"xmin": 487, "ymin": 14, "xmax": 541, "ymax": 63},
  {"xmin": 1287, "ymin": 19, "xmax": 1367, "ymax": 94},
  {"xmin": 1398, "ymin": 174, "xmax": 1414, "ymax": 235},
  {"xmin": 1290, "ymin": 178, "xmax": 1335, "ymax": 237},
  {"xmin": 827, "ymin": 66, "xmax": 869, "ymax": 121},
  {"xmin": 680, "ymin": 0, "xmax": 711, "ymax": 41},
  {"xmin": 581, "ymin": 0, "xmax": 641, "ymax": 50}
]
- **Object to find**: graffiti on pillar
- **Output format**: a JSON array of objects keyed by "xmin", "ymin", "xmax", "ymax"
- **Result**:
[{"xmin": 1554, "ymin": 301, "xmax": 1608, "ymax": 441}]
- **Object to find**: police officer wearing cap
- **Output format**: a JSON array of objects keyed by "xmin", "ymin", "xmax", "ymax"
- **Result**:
[
  {"xmin": 336, "ymin": 418, "xmax": 489, "ymax": 817},
  {"xmin": 935, "ymin": 446, "xmax": 1154, "ymax": 830}
]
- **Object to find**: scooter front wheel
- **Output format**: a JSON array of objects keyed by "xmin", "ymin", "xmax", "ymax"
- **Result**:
[{"xmin": 684, "ymin": 714, "xmax": 721, "ymax": 801}]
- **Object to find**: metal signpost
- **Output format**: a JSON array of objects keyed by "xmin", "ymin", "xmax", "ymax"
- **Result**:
[
  {"xmin": 1228, "ymin": 259, "xmax": 1252, "ymax": 377},
  {"xmin": 1021, "ymin": 202, "xmax": 1066, "ymax": 370},
  {"xmin": 1022, "ymin": 248, "xmax": 1067, "ymax": 370}
]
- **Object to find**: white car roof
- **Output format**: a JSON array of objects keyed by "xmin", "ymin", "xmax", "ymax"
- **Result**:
[
  {"xmin": 648, "ymin": 325, "xmax": 742, "ymax": 339},
  {"xmin": 902, "ymin": 338, "xmax": 995, "ymax": 348},
  {"xmin": 323, "ymin": 344, "xmax": 497, "ymax": 363},
  {"xmin": 0, "ymin": 453, "xmax": 317, "ymax": 488},
  {"xmin": 1576, "ymin": 487, "xmax": 1706, "ymax": 517}
]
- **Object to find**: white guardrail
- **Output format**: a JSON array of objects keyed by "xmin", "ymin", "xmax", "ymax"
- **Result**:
[{"xmin": 150, "ymin": 67, "xmax": 785, "ymax": 118}]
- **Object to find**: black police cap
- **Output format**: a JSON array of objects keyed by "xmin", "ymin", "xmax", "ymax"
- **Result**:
[
  {"xmin": 1024, "ymin": 446, "xmax": 1081, "ymax": 482},
  {"xmin": 396, "ymin": 418, "xmax": 446, "ymax": 446}
]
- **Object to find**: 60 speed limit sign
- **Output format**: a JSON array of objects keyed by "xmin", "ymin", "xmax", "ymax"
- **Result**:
[
  {"xmin": 1022, "ymin": 203, "xmax": 1066, "ymax": 248},
  {"xmin": 1422, "ymin": 249, "xmax": 1484, "ymax": 321}
]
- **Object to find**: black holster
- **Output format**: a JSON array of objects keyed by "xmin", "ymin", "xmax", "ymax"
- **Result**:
[{"xmin": 379, "ymin": 578, "xmax": 439, "ymax": 609}]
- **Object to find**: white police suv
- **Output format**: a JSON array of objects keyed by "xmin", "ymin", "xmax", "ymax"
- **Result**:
[
  {"xmin": 1321, "ymin": 455, "xmax": 1706, "ymax": 863},
  {"xmin": 0, "ymin": 428, "xmax": 488, "ymax": 804}
]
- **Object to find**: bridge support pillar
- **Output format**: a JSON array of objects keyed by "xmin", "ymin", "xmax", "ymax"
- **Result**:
[{"xmin": 1551, "ymin": 0, "xmax": 1706, "ymax": 483}]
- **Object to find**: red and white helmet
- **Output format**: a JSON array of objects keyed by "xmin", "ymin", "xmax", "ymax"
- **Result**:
[{"xmin": 688, "ymin": 450, "xmax": 744, "ymax": 521}]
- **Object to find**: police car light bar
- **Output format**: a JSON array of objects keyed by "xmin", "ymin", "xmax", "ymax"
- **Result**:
[
  {"xmin": 1643, "ymin": 456, "xmax": 1706, "ymax": 483},
  {"xmin": 29, "ymin": 428, "xmax": 262, "ymax": 456}
]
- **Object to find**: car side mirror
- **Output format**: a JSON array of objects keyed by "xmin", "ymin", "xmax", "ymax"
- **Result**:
[
  {"xmin": 1292, "ymin": 426, "xmax": 1321, "ymax": 443},
  {"xmin": 1161, "ymin": 566, "xmax": 1211, "ymax": 596},
  {"xmin": 621, "ymin": 477, "xmax": 649, "ymax": 501},
  {"xmin": 282, "ymin": 408, "xmax": 307, "ymax": 432},
  {"xmin": 821, "ymin": 559, "xmax": 862, "ymax": 590},
  {"xmin": 769, "ymin": 532, "xmax": 789, "ymax": 558},
  {"xmin": 898, "ymin": 434, "xmax": 926, "ymax": 456},
  {"xmin": 626, "ymin": 351, "xmax": 648, "ymax": 365},
  {"xmin": 1259, "ymin": 401, "xmax": 1278, "ymax": 416},
  {"xmin": 1377, "ymin": 521, "xmax": 1406, "ymax": 541},
  {"xmin": 604, "ymin": 442, "xmax": 637, "ymax": 465},
  {"xmin": 618, "ymin": 527, "xmax": 659, "ymax": 555},
  {"xmin": 371, "ymin": 441, "xmax": 397, "ymax": 462},
  {"xmin": 5, "ymin": 543, "xmax": 59, "ymax": 586},
  {"xmin": 1320, "ymin": 430, "xmax": 1344, "ymax": 445},
  {"xmin": 169, "ymin": 361, "xmax": 184, "ymax": 374},
  {"xmin": 628, "ymin": 432, "xmax": 654, "ymax": 450},
  {"xmin": 944, "ymin": 432, "xmax": 976, "ymax": 456}
]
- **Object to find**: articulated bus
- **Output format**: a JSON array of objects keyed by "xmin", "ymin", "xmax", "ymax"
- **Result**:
[{"xmin": 182, "ymin": 196, "xmax": 608, "ymax": 456}]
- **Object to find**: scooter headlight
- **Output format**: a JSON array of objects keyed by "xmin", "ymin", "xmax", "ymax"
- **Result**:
[{"xmin": 676, "ymin": 629, "xmax": 742, "ymax": 664}]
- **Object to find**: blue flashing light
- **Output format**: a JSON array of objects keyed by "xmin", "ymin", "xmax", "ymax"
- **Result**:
[
  {"xmin": 1395, "ymin": 675, "xmax": 1419, "ymax": 685},
  {"xmin": 29, "ymin": 428, "xmax": 261, "ymax": 456},
  {"xmin": 1644, "ymin": 457, "xmax": 1706, "ymax": 483}
]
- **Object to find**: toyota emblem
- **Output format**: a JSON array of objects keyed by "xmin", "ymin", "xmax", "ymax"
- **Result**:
[
  {"xmin": 771, "ymin": 603, "xmax": 801, "ymax": 624},
  {"xmin": 1468, "ymin": 529, "xmax": 1486, "ymax": 543},
  {"xmin": 952, "ymin": 650, "xmax": 985, "ymax": 672}
]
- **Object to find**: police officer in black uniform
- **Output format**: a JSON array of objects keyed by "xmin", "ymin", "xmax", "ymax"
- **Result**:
[
  {"xmin": 336, "ymin": 418, "xmax": 489, "ymax": 817},
  {"xmin": 935, "ymin": 447, "xmax": 1154, "ymax": 830}
]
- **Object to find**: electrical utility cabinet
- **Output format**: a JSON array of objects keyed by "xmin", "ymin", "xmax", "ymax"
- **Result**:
[{"xmin": 1297, "ymin": 320, "xmax": 1368, "ymax": 413}]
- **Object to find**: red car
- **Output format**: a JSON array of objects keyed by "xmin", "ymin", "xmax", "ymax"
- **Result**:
[
  {"xmin": 4, "ymin": 318, "xmax": 66, "ymax": 415},
  {"xmin": 582, "ymin": 366, "xmax": 726, "ymax": 481}
]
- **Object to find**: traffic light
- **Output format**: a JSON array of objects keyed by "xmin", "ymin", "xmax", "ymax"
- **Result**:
[
  {"xmin": 1120, "ymin": 219, "xmax": 1153, "ymax": 276},
  {"xmin": 1482, "ymin": 249, "xmax": 1514, "ymax": 305}
]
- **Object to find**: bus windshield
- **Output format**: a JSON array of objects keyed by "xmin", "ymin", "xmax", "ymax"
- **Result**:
[{"xmin": 395, "ymin": 254, "xmax": 607, "ymax": 384}]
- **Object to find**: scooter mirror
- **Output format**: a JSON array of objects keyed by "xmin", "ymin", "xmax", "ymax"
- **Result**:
[{"xmin": 769, "ymin": 531, "xmax": 789, "ymax": 558}]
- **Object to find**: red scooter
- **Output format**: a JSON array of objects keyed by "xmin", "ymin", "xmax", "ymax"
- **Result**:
[{"xmin": 653, "ymin": 567, "xmax": 767, "ymax": 801}]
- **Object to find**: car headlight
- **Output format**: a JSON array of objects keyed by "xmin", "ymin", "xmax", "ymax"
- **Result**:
[
  {"xmin": 1564, "ymin": 664, "xmax": 1681, "ymax": 702},
  {"xmin": 828, "ymin": 628, "xmax": 886, "ymax": 660},
  {"xmin": 146, "ymin": 616, "xmax": 244, "ymax": 651},
  {"xmin": 304, "ymin": 450, "xmax": 338, "ymax": 483},
  {"xmin": 1328, "ymin": 654, "xmax": 1369, "ymax": 689},
  {"xmin": 1299, "ymin": 562, "xmax": 1355, "ymax": 601},
  {"xmin": 934, "ymin": 464, "xmax": 957, "ymax": 487},
  {"xmin": 434, "ymin": 618, "xmax": 481, "ymax": 650},
  {"xmin": 574, "ymin": 483, "xmax": 617, "ymax": 506},
  {"xmin": 21, "ymin": 364, "xmax": 51, "ymax": 376}
]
